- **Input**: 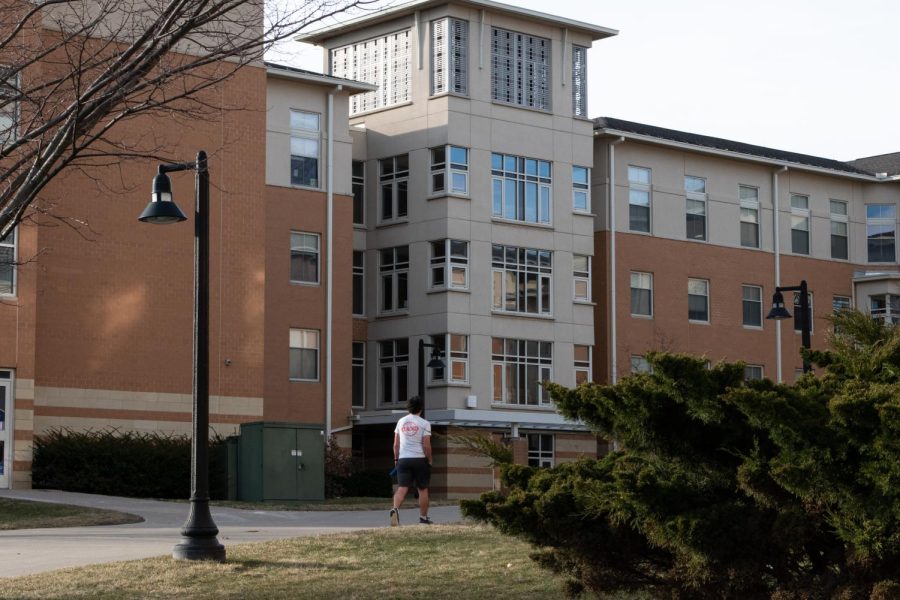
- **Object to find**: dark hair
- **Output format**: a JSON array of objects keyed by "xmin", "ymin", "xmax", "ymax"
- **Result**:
[{"xmin": 407, "ymin": 395, "xmax": 424, "ymax": 414}]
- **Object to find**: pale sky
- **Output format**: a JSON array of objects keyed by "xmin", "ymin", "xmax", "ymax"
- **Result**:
[{"xmin": 268, "ymin": 0, "xmax": 900, "ymax": 162}]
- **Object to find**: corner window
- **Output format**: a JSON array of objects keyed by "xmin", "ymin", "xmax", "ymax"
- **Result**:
[
  {"xmin": 628, "ymin": 166, "xmax": 651, "ymax": 233},
  {"xmin": 430, "ymin": 239, "xmax": 468, "ymax": 290},
  {"xmin": 574, "ymin": 345, "xmax": 591, "ymax": 385},
  {"xmin": 573, "ymin": 255, "xmax": 591, "ymax": 302},
  {"xmin": 491, "ymin": 337, "xmax": 552, "ymax": 406},
  {"xmin": 870, "ymin": 294, "xmax": 900, "ymax": 325},
  {"xmin": 572, "ymin": 166, "xmax": 590, "ymax": 213},
  {"xmin": 740, "ymin": 186, "xmax": 760, "ymax": 248},
  {"xmin": 685, "ymin": 176, "xmax": 707, "ymax": 241},
  {"xmin": 571, "ymin": 46, "xmax": 588, "ymax": 117},
  {"xmin": 790, "ymin": 194, "xmax": 810, "ymax": 255},
  {"xmin": 290, "ymin": 232, "xmax": 319, "ymax": 284},
  {"xmin": 0, "ymin": 227, "xmax": 16, "ymax": 296},
  {"xmin": 289, "ymin": 329, "xmax": 319, "ymax": 381},
  {"xmin": 491, "ymin": 153, "xmax": 552, "ymax": 224},
  {"xmin": 379, "ymin": 338, "xmax": 409, "ymax": 405},
  {"xmin": 379, "ymin": 246, "xmax": 409, "ymax": 314},
  {"xmin": 491, "ymin": 244, "xmax": 552, "ymax": 315},
  {"xmin": 430, "ymin": 334, "xmax": 469, "ymax": 384},
  {"xmin": 527, "ymin": 433, "xmax": 554, "ymax": 468},
  {"xmin": 290, "ymin": 110, "xmax": 320, "ymax": 188},
  {"xmin": 0, "ymin": 67, "xmax": 18, "ymax": 145},
  {"xmin": 830, "ymin": 200, "xmax": 848, "ymax": 260},
  {"xmin": 352, "ymin": 251, "xmax": 365, "ymax": 316},
  {"xmin": 742, "ymin": 284, "xmax": 762, "ymax": 328},
  {"xmin": 352, "ymin": 342, "xmax": 365, "ymax": 409},
  {"xmin": 866, "ymin": 203, "xmax": 896, "ymax": 263},
  {"xmin": 379, "ymin": 155, "xmax": 409, "ymax": 223},
  {"xmin": 491, "ymin": 27, "xmax": 551, "ymax": 111},
  {"xmin": 630, "ymin": 271, "xmax": 652, "ymax": 317},
  {"xmin": 431, "ymin": 146, "xmax": 469, "ymax": 195},
  {"xmin": 688, "ymin": 278, "xmax": 709, "ymax": 323},
  {"xmin": 431, "ymin": 18, "xmax": 468, "ymax": 96},
  {"xmin": 331, "ymin": 30, "xmax": 411, "ymax": 115},
  {"xmin": 352, "ymin": 161, "xmax": 365, "ymax": 226}
]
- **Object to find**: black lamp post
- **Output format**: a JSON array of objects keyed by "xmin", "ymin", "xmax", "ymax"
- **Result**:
[
  {"xmin": 766, "ymin": 279, "xmax": 811, "ymax": 374},
  {"xmin": 418, "ymin": 339, "xmax": 446, "ymax": 416},
  {"xmin": 139, "ymin": 150, "xmax": 225, "ymax": 561}
]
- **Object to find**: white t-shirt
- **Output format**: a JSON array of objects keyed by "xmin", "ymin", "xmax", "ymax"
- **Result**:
[{"xmin": 395, "ymin": 414, "xmax": 432, "ymax": 459}]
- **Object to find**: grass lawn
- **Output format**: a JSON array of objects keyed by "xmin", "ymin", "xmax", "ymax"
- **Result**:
[
  {"xmin": 0, "ymin": 498, "xmax": 143, "ymax": 530},
  {"xmin": 207, "ymin": 496, "xmax": 459, "ymax": 511},
  {"xmin": 1, "ymin": 525, "xmax": 573, "ymax": 599}
]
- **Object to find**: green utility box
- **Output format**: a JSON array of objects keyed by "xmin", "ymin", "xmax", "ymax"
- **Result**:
[{"xmin": 237, "ymin": 422, "xmax": 325, "ymax": 501}]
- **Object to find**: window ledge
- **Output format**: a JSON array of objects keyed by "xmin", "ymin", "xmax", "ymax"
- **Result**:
[
  {"xmin": 742, "ymin": 325, "xmax": 764, "ymax": 331},
  {"xmin": 625, "ymin": 229, "xmax": 653, "ymax": 236},
  {"xmin": 491, "ymin": 310, "xmax": 555, "ymax": 320},
  {"xmin": 375, "ymin": 220, "xmax": 409, "ymax": 229},
  {"xmin": 427, "ymin": 288, "xmax": 471, "ymax": 295},
  {"xmin": 573, "ymin": 300, "xmax": 595, "ymax": 306},
  {"xmin": 289, "ymin": 378, "xmax": 320, "ymax": 383},
  {"xmin": 427, "ymin": 382, "xmax": 471, "ymax": 389},
  {"xmin": 353, "ymin": 223, "xmax": 368, "ymax": 231},
  {"xmin": 631, "ymin": 313, "xmax": 653, "ymax": 320},
  {"xmin": 491, "ymin": 217, "xmax": 554, "ymax": 230},
  {"xmin": 573, "ymin": 210, "xmax": 595, "ymax": 217},
  {"xmin": 376, "ymin": 311, "xmax": 410, "ymax": 320},
  {"xmin": 688, "ymin": 320, "xmax": 710, "ymax": 325},
  {"xmin": 428, "ymin": 192, "xmax": 470, "ymax": 201},
  {"xmin": 290, "ymin": 281, "xmax": 321, "ymax": 288},
  {"xmin": 290, "ymin": 183, "xmax": 322, "ymax": 192},
  {"xmin": 489, "ymin": 403, "xmax": 556, "ymax": 411}
]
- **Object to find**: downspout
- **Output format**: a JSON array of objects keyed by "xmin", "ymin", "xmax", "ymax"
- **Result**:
[
  {"xmin": 773, "ymin": 166, "xmax": 787, "ymax": 382},
  {"xmin": 326, "ymin": 84, "xmax": 342, "ymax": 439},
  {"xmin": 608, "ymin": 136, "xmax": 625, "ymax": 383}
]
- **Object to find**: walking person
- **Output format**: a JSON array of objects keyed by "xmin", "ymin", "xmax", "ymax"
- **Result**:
[{"xmin": 390, "ymin": 396, "xmax": 433, "ymax": 526}]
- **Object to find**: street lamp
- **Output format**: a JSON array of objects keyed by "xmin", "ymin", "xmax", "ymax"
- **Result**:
[
  {"xmin": 418, "ymin": 339, "xmax": 446, "ymax": 416},
  {"xmin": 139, "ymin": 150, "xmax": 225, "ymax": 561},
  {"xmin": 766, "ymin": 279, "xmax": 811, "ymax": 374}
]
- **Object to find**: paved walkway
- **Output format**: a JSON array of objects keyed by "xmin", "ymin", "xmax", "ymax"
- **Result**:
[{"xmin": 0, "ymin": 489, "xmax": 462, "ymax": 578}]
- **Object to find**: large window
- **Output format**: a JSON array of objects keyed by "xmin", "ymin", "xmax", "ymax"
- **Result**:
[
  {"xmin": 352, "ymin": 161, "xmax": 365, "ymax": 226},
  {"xmin": 0, "ymin": 228, "xmax": 15, "ymax": 296},
  {"xmin": 379, "ymin": 246, "xmax": 409, "ymax": 314},
  {"xmin": 491, "ymin": 27, "xmax": 551, "ymax": 111},
  {"xmin": 527, "ymin": 433, "xmax": 554, "ymax": 468},
  {"xmin": 491, "ymin": 244, "xmax": 552, "ymax": 315},
  {"xmin": 830, "ymin": 200, "xmax": 848, "ymax": 260},
  {"xmin": 352, "ymin": 250, "xmax": 365, "ymax": 316},
  {"xmin": 431, "ymin": 146, "xmax": 468, "ymax": 195},
  {"xmin": 793, "ymin": 292, "xmax": 814, "ymax": 333},
  {"xmin": 742, "ymin": 284, "xmax": 762, "ymax": 328},
  {"xmin": 0, "ymin": 67, "xmax": 17, "ymax": 145},
  {"xmin": 685, "ymin": 176, "xmax": 707, "ymax": 241},
  {"xmin": 331, "ymin": 30, "xmax": 411, "ymax": 115},
  {"xmin": 289, "ymin": 329, "xmax": 319, "ymax": 381},
  {"xmin": 574, "ymin": 345, "xmax": 591, "ymax": 385},
  {"xmin": 572, "ymin": 45, "xmax": 588, "ymax": 117},
  {"xmin": 430, "ymin": 334, "xmax": 469, "ymax": 384},
  {"xmin": 628, "ymin": 166, "xmax": 651, "ymax": 233},
  {"xmin": 573, "ymin": 255, "xmax": 591, "ymax": 302},
  {"xmin": 379, "ymin": 338, "xmax": 408, "ymax": 405},
  {"xmin": 290, "ymin": 110, "xmax": 320, "ymax": 187},
  {"xmin": 791, "ymin": 194, "xmax": 810, "ymax": 255},
  {"xmin": 688, "ymin": 278, "xmax": 709, "ymax": 323},
  {"xmin": 379, "ymin": 154, "xmax": 408, "ymax": 223},
  {"xmin": 630, "ymin": 271, "xmax": 652, "ymax": 317},
  {"xmin": 352, "ymin": 342, "xmax": 365, "ymax": 408},
  {"xmin": 290, "ymin": 232, "xmax": 319, "ymax": 284},
  {"xmin": 491, "ymin": 153, "xmax": 552, "ymax": 224},
  {"xmin": 740, "ymin": 186, "xmax": 760, "ymax": 248},
  {"xmin": 431, "ymin": 18, "xmax": 468, "ymax": 96},
  {"xmin": 866, "ymin": 203, "xmax": 896, "ymax": 263},
  {"xmin": 491, "ymin": 338, "xmax": 552, "ymax": 406},
  {"xmin": 430, "ymin": 239, "xmax": 468, "ymax": 290},
  {"xmin": 870, "ymin": 294, "xmax": 900, "ymax": 325},
  {"xmin": 572, "ymin": 166, "xmax": 590, "ymax": 213}
]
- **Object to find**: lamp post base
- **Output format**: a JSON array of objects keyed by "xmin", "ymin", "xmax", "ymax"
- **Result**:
[{"xmin": 172, "ymin": 498, "xmax": 226, "ymax": 561}]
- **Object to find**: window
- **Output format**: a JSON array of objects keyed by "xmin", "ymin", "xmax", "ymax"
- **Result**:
[
  {"xmin": 430, "ymin": 239, "xmax": 468, "ymax": 290},
  {"xmin": 630, "ymin": 271, "xmax": 652, "ymax": 317},
  {"xmin": 791, "ymin": 194, "xmax": 810, "ymax": 255},
  {"xmin": 289, "ymin": 329, "xmax": 319, "ymax": 381},
  {"xmin": 527, "ymin": 434, "xmax": 554, "ymax": 468},
  {"xmin": 572, "ymin": 166, "xmax": 590, "ymax": 212},
  {"xmin": 685, "ymin": 176, "xmax": 707, "ymax": 241},
  {"xmin": 793, "ymin": 292, "xmax": 813, "ymax": 333},
  {"xmin": 491, "ymin": 244, "xmax": 552, "ymax": 315},
  {"xmin": 631, "ymin": 355, "xmax": 652, "ymax": 374},
  {"xmin": 628, "ymin": 166, "xmax": 651, "ymax": 233},
  {"xmin": 744, "ymin": 365, "xmax": 763, "ymax": 381},
  {"xmin": 290, "ymin": 110, "xmax": 320, "ymax": 187},
  {"xmin": 430, "ymin": 334, "xmax": 469, "ymax": 384},
  {"xmin": 379, "ymin": 246, "xmax": 409, "ymax": 314},
  {"xmin": 830, "ymin": 200, "xmax": 848, "ymax": 260},
  {"xmin": 572, "ymin": 45, "xmax": 588, "ymax": 117},
  {"xmin": 573, "ymin": 255, "xmax": 591, "ymax": 302},
  {"xmin": 331, "ymin": 30, "xmax": 411, "ymax": 115},
  {"xmin": 574, "ymin": 345, "xmax": 591, "ymax": 385},
  {"xmin": 379, "ymin": 154, "xmax": 409, "ymax": 222},
  {"xmin": 866, "ymin": 204, "xmax": 896, "ymax": 263},
  {"xmin": 740, "ymin": 186, "xmax": 760, "ymax": 248},
  {"xmin": 352, "ymin": 342, "xmax": 365, "ymax": 408},
  {"xmin": 491, "ymin": 27, "xmax": 551, "ymax": 111},
  {"xmin": 870, "ymin": 294, "xmax": 900, "ymax": 325},
  {"xmin": 491, "ymin": 153, "xmax": 552, "ymax": 224},
  {"xmin": 431, "ymin": 146, "xmax": 469, "ymax": 195},
  {"xmin": 352, "ymin": 251, "xmax": 365, "ymax": 316},
  {"xmin": 688, "ymin": 278, "xmax": 709, "ymax": 322},
  {"xmin": 491, "ymin": 338, "xmax": 552, "ymax": 405},
  {"xmin": 431, "ymin": 18, "xmax": 468, "ymax": 96},
  {"xmin": 833, "ymin": 295, "xmax": 851, "ymax": 333},
  {"xmin": 742, "ymin": 285, "xmax": 763, "ymax": 328},
  {"xmin": 379, "ymin": 339, "xmax": 409, "ymax": 405},
  {"xmin": 0, "ymin": 228, "xmax": 15, "ymax": 296},
  {"xmin": 352, "ymin": 161, "xmax": 365, "ymax": 226},
  {"xmin": 290, "ymin": 232, "xmax": 319, "ymax": 284},
  {"xmin": 0, "ymin": 67, "xmax": 17, "ymax": 145}
]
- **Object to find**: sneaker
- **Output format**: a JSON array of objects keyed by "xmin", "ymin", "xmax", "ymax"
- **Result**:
[
  {"xmin": 389, "ymin": 508, "xmax": 400, "ymax": 527},
  {"xmin": 419, "ymin": 516, "xmax": 433, "ymax": 525}
]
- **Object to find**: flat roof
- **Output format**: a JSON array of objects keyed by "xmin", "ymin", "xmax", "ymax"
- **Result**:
[{"xmin": 265, "ymin": 62, "xmax": 376, "ymax": 94}]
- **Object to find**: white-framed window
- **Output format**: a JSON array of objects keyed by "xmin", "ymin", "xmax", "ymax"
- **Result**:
[
  {"xmin": 289, "ymin": 329, "xmax": 319, "ymax": 381},
  {"xmin": 630, "ymin": 271, "xmax": 652, "ymax": 317},
  {"xmin": 491, "ymin": 153, "xmax": 552, "ymax": 224},
  {"xmin": 430, "ymin": 239, "xmax": 468, "ymax": 290},
  {"xmin": 290, "ymin": 232, "xmax": 319, "ymax": 284},
  {"xmin": 571, "ymin": 45, "xmax": 588, "ymax": 117},
  {"xmin": 0, "ymin": 66, "xmax": 18, "ymax": 145},
  {"xmin": 290, "ymin": 110, "xmax": 320, "ymax": 188},
  {"xmin": 331, "ymin": 30, "xmax": 411, "ymax": 115},
  {"xmin": 688, "ymin": 278, "xmax": 709, "ymax": 323},
  {"xmin": 793, "ymin": 292, "xmax": 814, "ymax": 334},
  {"xmin": 744, "ymin": 365, "xmax": 764, "ymax": 381},
  {"xmin": 742, "ymin": 284, "xmax": 763, "ymax": 328},
  {"xmin": 379, "ymin": 338, "xmax": 409, "ymax": 406},
  {"xmin": 430, "ymin": 333, "xmax": 469, "ymax": 384},
  {"xmin": 352, "ymin": 341, "xmax": 365, "ymax": 409},
  {"xmin": 791, "ymin": 194, "xmax": 810, "ymax": 255},
  {"xmin": 527, "ymin": 433, "xmax": 554, "ymax": 468},
  {"xmin": 830, "ymin": 200, "xmax": 848, "ymax": 260},
  {"xmin": 685, "ymin": 176, "xmax": 707, "ymax": 241},
  {"xmin": 574, "ymin": 344, "xmax": 591, "ymax": 385},
  {"xmin": 431, "ymin": 146, "xmax": 469, "ymax": 195},
  {"xmin": 0, "ymin": 227, "xmax": 16, "ymax": 296},
  {"xmin": 794, "ymin": 368, "xmax": 805, "ymax": 382},
  {"xmin": 490, "ymin": 27, "xmax": 551, "ymax": 111},
  {"xmin": 740, "ymin": 185, "xmax": 760, "ymax": 248},
  {"xmin": 491, "ymin": 337, "xmax": 552, "ymax": 406},
  {"xmin": 870, "ymin": 294, "xmax": 900, "ymax": 325},
  {"xmin": 379, "ymin": 154, "xmax": 409, "ymax": 223},
  {"xmin": 631, "ymin": 355, "xmax": 652, "ymax": 374},
  {"xmin": 379, "ymin": 246, "xmax": 409, "ymax": 314},
  {"xmin": 628, "ymin": 166, "xmax": 651, "ymax": 233},
  {"xmin": 491, "ymin": 244, "xmax": 552, "ymax": 316},
  {"xmin": 573, "ymin": 255, "xmax": 591, "ymax": 302},
  {"xmin": 431, "ymin": 18, "xmax": 468, "ymax": 96},
  {"xmin": 352, "ymin": 250, "xmax": 365, "ymax": 316},
  {"xmin": 572, "ymin": 166, "xmax": 590, "ymax": 213},
  {"xmin": 866, "ymin": 203, "xmax": 896, "ymax": 263},
  {"xmin": 833, "ymin": 295, "xmax": 851, "ymax": 333},
  {"xmin": 352, "ymin": 161, "xmax": 365, "ymax": 226}
]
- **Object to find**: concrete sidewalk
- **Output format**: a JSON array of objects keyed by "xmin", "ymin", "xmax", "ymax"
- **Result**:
[{"xmin": 0, "ymin": 489, "xmax": 462, "ymax": 578}]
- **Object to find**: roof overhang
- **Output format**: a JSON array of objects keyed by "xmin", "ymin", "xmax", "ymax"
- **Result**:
[{"xmin": 266, "ymin": 63, "xmax": 377, "ymax": 94}]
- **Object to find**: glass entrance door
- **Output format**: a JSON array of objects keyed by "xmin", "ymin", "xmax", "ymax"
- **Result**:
[{"xmin": 0, "ymin": 380, "xmax": 10, "ymax": 488}]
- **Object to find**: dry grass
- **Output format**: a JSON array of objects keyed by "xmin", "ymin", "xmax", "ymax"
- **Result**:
[
  {"xmin": 207, "ymin": 497, "xmax": 459, "ymax": 511},
  {"xmin": 0, "ymin": 498, "xmax": 143, "ymax": 530},
  {"xmin": 1, "ymin": 525, "xmax": 572, "ymax": 599}
]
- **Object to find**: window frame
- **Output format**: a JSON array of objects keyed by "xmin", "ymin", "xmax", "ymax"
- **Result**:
[
  {"xmin": 688, "ymin": 278, "xmax": 710, "ymax": 323},
  {"xmin": 573, "ymin": 254, "xmax": 591, "ymax": 303},
  {"xmin": 429, "ymin": 333, "xmax": 469, "ymax": 385},
  {"xmin": 491, "ymin": 337, "xmax": 553, "ymax": 406},
  {"xmin": 0, "ymin": 227, "xmax": 16, "ymax": 297},
  {"xmin": 685, "ymin": 175, "xmax": 707, "ymax": 241},
  {"xmin": 352, "ymin": 250, "xmax": 365, "ymax": 317},
  {"xmin": 490, "ymin": 27, "xmax": 551, "ymax": 111},
  {"xmin": 630, "ymin": 271, "xmax": 653, "ymax": 318},
  {"xmin": 429, "ymin": 239, "xmax": 469, "ymax": 291},
  {"xmin": 572, "ymin": 165, "xmax": 590, "ymax": 213},
  {"xmin": 289, "ymin": 109, "xmax": 321, "ymax": 189},
  {"xmin": 491, "ymin": 153, "xmax": 553, "ymax": 225},
  {"xmin": 379, "ymin": 246, "xmax": 409, "ymax": 315},
  {"xmin": 0, "ymin": 67, "xmax": 18, "ymax": 146},
  {"xmin": 491, "ymin": 244, "xmax": 553, "ymax": 316},
  {"xmin": 289, "ymin": 328, "xmax": 320, "ymax": 382},
  {"xmin": 430, "ymin": 145, "xmax": 469, "ymax": 196},
  {"xmin": 352, "ymin": 341, "xmax": 366, "ymax": 409},
  {"xmin": 630, "ymin": 355, "xmax": 652, "ymax": 374},
  {"xmin": 431, "ymin": 18, "xmax": 469, "ymax": 97},
  {"xmin": 290, "ymin": 231, "xmax": 320, "ymax": 285},
  {"xmin": 790, "ymin": 194, "xmax": 810, "ymax": 255},
  {"xmin": 866, "ymin": 203, "xmax": 896, "ymax": 263},
  {"xmin": 378, "ymin": 338, "xmax": 409, "ymax": 406},
  {"xmin": 743, "ymin": 365, "xmax": 764, "ymax": 381},
  {"xmin": 574, "ymin": 344, "xmax": 591, "ymax": 385},
  {"xmin": 379, "ymin": 154, "xmax": 409, "ymax": 224},
  {"xmin": 628, "ymin": 166, "xmax": 652, "ymax": 233},
  {"xmin": 830, "ymin": 199, "xmax": 849, "ymax": 260},
  {"xmin": 741, "ymin": 284, "xmax": 763, "ymax": 329},
  {"xmin": 352, "ymin": 160, "xmax": 365, "ymax": 227},
  {"xmin": 870, "ymin": 294, "xmax": 900, "ymax": 325},
  {"xmin": 527, "ymin": 433, "xmax": 554, "ymax": 468},
  {"xmin": 739, "ymin": 185, "xmax": 760, "ymax": 249}
]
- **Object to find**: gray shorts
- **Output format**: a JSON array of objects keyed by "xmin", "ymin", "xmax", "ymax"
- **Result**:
[{"xmin": 397, "ymin": 458, "xmax": 431, "ymax": 489}]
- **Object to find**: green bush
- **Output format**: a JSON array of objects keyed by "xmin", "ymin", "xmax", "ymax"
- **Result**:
[{"xmin": 33, "ymin": 428, "xmax": 227, "ymax": 499}]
